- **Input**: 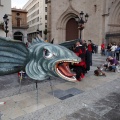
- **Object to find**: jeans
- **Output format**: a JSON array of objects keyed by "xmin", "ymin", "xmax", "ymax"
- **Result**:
[
  {"xmin": 107, "ymin": 51, "xmax": 111, "ymax": 57},
  {"xmin": 111, "ymin": 51, "xmax": 115, "ymax": 57},
  {"xmin": 109, "ymin": 65, "xmax": 116, "ymax": 71}
]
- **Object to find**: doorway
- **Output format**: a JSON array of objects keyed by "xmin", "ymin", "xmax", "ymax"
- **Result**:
[{"xmin": 66, "ymin": 18, "xmax": 78, "ymax": 41}]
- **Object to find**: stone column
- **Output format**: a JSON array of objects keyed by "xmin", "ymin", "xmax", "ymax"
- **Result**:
[{"xmin": 47, "ymin": 0, "xmax": 51, "ymax": 42}]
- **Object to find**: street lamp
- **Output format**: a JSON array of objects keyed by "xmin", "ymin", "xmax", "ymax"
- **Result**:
[
  {"xmin": 75, "ymin": 11, "xmax": 89, "ymax": 39},
  {"xmin": 3, "ymin": 14, "xmax": 9, "ymax": 37}
]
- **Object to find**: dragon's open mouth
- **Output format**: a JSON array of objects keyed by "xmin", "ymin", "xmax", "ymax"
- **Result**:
[{"xmin": 56, "ymin": 61, "xmax": 79, "ymax": 82}]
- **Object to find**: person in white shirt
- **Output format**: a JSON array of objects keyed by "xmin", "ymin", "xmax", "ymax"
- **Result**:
[{"xmin": 111, "ymin": 43, "xmax": 117, "ymax": 57}]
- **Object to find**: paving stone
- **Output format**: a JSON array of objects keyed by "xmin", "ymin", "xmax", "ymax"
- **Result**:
[
  {"xmin": 89, "ymin": 103, "xmax": 112, "ymax": 116},
  {"xmin": 1, "ymin": 54, "xmax": 120, "ymax": 120},
  {"xmin": 62, "ymin": 108, "xmax": 101, "ymax": 120},
  {"xmin": 103, "ymin": 108, "xmax": 120, "ymax": 120},
  {"xmin": 40, "ymin": 97, "xmax": 61, "ymax": 106},
  {"xmin": 0, "ymin": 85, "xmax": 6, "ymax": 91},
  {"xmin": 94, "ymin": 98, "xmax": 118, "ymax": 109},
  {"xmin": 55, "ymin": 82, "xmax": 77, "ymax": 91},
  {"xmin": 1, "ymin": 106, "xmax": 25, "ymax": 120},
  {"xmin": 23, "ymin": 103, "xmax": 45, "ymax": 114},
  {"xmin": 106, "ymin": 92, "xmax": 120, "ymax": 104},
  {"xmin": 0, "ymin": 112, "xmax": 2, "ymax": 120},
  {"xmin": 59, "ymin": 94, "xmax": 74, "ymax": 100},
  {"xmin": 17, "ymin": 97, "xmax": 37, "ymax": 109},
  {"xmin": 65, "ymin": 88, "xmax": 84, "ymax": 95},
  {"xmin": 0, "ymin": 99, "xmax": 16, "ymax": 111},
  {"xmin": 48, "ymin": 89, "xmax": 68, "ymax": 98}
]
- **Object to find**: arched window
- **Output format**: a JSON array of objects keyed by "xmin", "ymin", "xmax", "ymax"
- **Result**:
[
  {"xmin": 17, "ymin": 18, "xmax": 20, "ymax": 27},
  {"xmin": 14, "ymin": 32, "xmax": 23, "ymax": 41}
]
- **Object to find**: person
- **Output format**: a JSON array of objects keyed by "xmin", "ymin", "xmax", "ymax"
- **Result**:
[
  {"xmin": 82, "ymin": 40, "xmax": 91, "ymax": 72},
  {"xmin": 106, "ymin": 56, "xmax": 120, "ymax": 72},
  {"xmin": 115, "ymin": 45, "xmax": 120, "ymax": 61},
  {"xmin": 101, "ymin": 42, "xmax": 105, "ymax": 55},
  {"xmin": 74, "ymin": 41, "xmax": 86, "ymax": 81},
  {"xmin": 88, "ymin": 40, "xmax": 92, "ymax": 66},
  {"xmin": 82, "ymin": 40, "xmax": 87, "ymax": 49},
  {"xmin": 85, "ymin": 47, "xmax": 91, "ymax": 72},
  {"xmin": 92, "ymin": 43, "xmax": 96, "ymax": 54},
  {"xmin": 111, "ymin": 43, "xmax": 117, "ymax": 57},
  {"xmin": 106, "ymin": 43, "xmax": 112, "ymax": 57}
]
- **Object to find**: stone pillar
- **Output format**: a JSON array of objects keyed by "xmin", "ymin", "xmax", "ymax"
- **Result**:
[{"xmin": 47, "ymin": 0, "xmax": 51, "ymax": 42}]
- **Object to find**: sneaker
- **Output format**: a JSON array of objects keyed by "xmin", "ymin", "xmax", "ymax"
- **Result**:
[
  {"xmin": 116, "ymin": 66, "xmax": 120, "ymax": 72},
  {"xmin": 113, "ymin": 69, "xmax": 116, "ymax": 72}
]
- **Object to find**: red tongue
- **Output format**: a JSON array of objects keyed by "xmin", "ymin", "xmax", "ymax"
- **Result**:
[{"xmin": 58, "ymin": 63, "xmax": 75, "ymax": 77}]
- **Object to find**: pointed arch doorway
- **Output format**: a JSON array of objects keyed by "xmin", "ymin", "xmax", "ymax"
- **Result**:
[{"xmin": 66, "ymin": 18, "xmax": 78, "ymax": 41}]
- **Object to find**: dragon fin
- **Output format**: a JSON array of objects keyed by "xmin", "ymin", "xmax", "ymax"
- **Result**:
[
  {"xmin": 0, "ymin": 37, "xmax": 29, "ymax": 76},
  {"xmin": 59, "ymin": 39, "xmax": 81, "ymax": 50},
  {"xmin": 30, "ymin": 35, "xmax": 45, "ymax": 46}
]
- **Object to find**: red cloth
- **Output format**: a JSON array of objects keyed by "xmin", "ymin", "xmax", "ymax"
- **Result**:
[
  {"xmin": 18, "ymin": 72, "xmax": 20, "ymax": 77},
  {"xmin": 74, "ymin": 47, "xmax": 86, "ymax": 68},
  {"xmin": 74, "ymin": 61, "xmax": 86, "ymax": 68},
  {"xmin": 81, "ymin": 73, "xmax": 85, "ymax": 78},
  {"xmin": 88, "ymin": 44, "xmax": 92, "ymax": 52},
  {"xmin": 101, "ymin": 44, "xmax": 105, "ymax": 50}
]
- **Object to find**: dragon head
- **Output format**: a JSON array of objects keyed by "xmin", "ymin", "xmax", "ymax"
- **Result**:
[{"xmin": 25, "ymin": 38, "xmax": 81, "ymax": 82}]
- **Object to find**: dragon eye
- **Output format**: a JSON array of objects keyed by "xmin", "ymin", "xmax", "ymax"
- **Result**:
[{"xmin": 43, "ymin": 49, "xmax": 53, "ymax": 59}]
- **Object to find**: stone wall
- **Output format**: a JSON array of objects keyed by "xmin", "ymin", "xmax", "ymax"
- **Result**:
[
  {"xmin": 12, "ymin": 10, "xmax": 28, "ymax": 27},
  {"xmin": 48, "ymin": 0, "xmax": 105, "ymax": 45},
  {"xmin": 48, "ymin": 0, "xmax": 120, "ymax": 46}
]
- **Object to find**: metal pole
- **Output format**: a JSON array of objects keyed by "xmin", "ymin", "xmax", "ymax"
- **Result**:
[
  {"xmin": 48, "ymin": 77, "xmax": 54, "ymax": 97},
  {"xmin": 80, "ymin": 29, "xmax": 82, "ymax": 39},
  {"xmin": 5, "ymin": 21, "xmax": 8, "ymax": 37},
  {"xmin": 36, "ymin": 80, "xmax": 38, "ymax": 89},
  {"xmin": 6, "ymin": 31, "xmax": 7, "ymax": 37}
]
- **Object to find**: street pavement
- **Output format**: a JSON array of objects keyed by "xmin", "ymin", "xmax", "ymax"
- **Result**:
[{"xmin": 0, "ymin": 54, "xmax": 120, "ymax": 120}]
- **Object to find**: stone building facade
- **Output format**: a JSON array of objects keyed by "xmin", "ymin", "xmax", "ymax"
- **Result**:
[
  {"xmin": 12, "ymin": 8, "xmax": 28, "ymax": 43},
  {"xmin": 47, "ymin": 0, "xmax": 120, "ymax": 45}
]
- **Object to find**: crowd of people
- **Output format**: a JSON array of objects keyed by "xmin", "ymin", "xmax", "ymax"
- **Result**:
[
  {"xmin": 101, "ymin": 42, "xmax": 120, "ymax": 61},
  {"xmin": 103, "ymin": 56, "xmax": 120, "ymax": 72},
  {"xmin": 71, "ymin": 41, "xmax": 120, "ymax": 81},
  {"xmin": 101, "ymin": 42, "xmax": 120, "ymax": 73},
  {"xmin": 71, "ymin": 40, "xmax": 95, "ymax": 81}
]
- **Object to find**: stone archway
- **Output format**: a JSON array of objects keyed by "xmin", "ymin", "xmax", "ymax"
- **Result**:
[
  {"xmin": 56, "ymin": 5, "xmax": 79, "ymax": 43},
  {"xmin": 106, "ymin": 0, "xmax": 120, "ymax": 44},
  {"xmin": 14, "ymin": 32, "xmax": 23, "ymax": 41}
]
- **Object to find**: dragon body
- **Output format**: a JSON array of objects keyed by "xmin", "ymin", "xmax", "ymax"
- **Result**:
[{"xmin": 0, "ymin": 37, "xmax": 80, "ymax": 82}]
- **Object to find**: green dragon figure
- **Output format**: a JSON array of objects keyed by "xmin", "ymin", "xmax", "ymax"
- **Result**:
[{"xmin": 0, "ymin": 37, "xmax": 81, "ymax": 82}]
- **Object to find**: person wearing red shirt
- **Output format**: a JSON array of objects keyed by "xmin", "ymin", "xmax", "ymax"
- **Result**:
[{"xmin": 101, "ymin": 43, "xmax": 105, "ymax": 55}]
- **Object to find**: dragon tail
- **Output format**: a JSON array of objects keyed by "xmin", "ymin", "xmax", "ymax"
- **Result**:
[{"xmin": 0, "ymin": 37, "xmax": 29, "ymax": 76}]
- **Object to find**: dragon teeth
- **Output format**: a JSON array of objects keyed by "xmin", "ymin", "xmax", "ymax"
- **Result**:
[
  {"xmin": 58, "ymin": 60, "xmax": 79, "ymax": 64},
  {"xmin": 56, "ymin": 68, "xmax": 76, "ymax": 82}
]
